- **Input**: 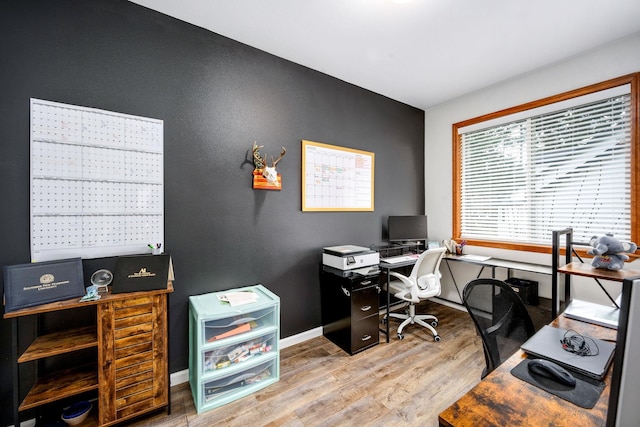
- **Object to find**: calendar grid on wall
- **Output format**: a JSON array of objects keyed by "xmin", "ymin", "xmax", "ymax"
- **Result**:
[{"xmin": 30, "ymin": 98, "xmax": 164, "ymax": 262}]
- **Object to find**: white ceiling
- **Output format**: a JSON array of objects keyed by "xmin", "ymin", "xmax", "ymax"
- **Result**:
[{"xmin": 130, "ymin": 0, "xmax": 640, "ymax": 110}]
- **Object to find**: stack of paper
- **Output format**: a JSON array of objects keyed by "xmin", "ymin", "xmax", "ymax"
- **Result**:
[{"xmin": 217, "ymin": 291, "xmax": 258, "ymax": 307}]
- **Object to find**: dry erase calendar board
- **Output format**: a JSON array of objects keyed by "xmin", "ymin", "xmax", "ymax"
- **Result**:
[
  {"xmin": 302, "ymin": 140, "xmax": 374, "ymax": 211},
  {"xmin": 30, "ymin": 98, "xmax": 164, "ymax": 262}
]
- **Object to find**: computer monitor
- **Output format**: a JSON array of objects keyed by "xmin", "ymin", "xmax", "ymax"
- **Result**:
[
  {"xmin": 607, "ymin": 275, "xmax": 640, "ymax": 426},
  {"xmin": 387, "ymin": 215, "xmax": 428, "ymax": 245}
]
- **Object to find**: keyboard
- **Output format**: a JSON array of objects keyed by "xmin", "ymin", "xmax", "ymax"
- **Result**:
[
  {"xmin": 459, "ymin": 254, "xmax": 491, "ymax": 262},
  {"xmin": 381, "ymin": 255, "xmax": 417, "ymax": 264}
]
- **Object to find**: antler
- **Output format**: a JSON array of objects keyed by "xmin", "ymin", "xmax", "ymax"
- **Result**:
[
  {"xmin": 252, "ymin": 141, "xmax": 265, "ymax": 169},
  {"xmin": 271, "ymin": 147, "xmax": 286, "ymax": 167}
]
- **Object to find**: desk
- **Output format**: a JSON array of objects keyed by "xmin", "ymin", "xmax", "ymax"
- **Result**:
[
  {"xmin": 438, "ymin": 315, "xmax": 616, "ymax": 427},
  {"xmin": 381, "ymin": 254, "xmax": 553, "ymax": 341},
  {"xmin": 379, "ymin": 256, "xmax": 419, "ymax": 342},
  {"xmin": 443, "ymin": 254, "xmax": 552, "ymax": 302}
]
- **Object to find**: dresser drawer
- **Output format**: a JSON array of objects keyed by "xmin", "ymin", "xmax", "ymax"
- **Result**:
[
  {"xmin": 201, "ymin": 306, "xmax": 277, "ymax": 344},
  {"xmin": 202, "ymin": 330, "xmax": 277, "ymax": 374},
  {"xmin": 201, "ymin": 356, "xmax": 277, "ymax": 407}
]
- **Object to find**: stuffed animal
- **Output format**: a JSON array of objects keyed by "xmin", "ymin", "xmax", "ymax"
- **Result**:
[
  {"xmin": 587, "ymin": 234, "xmax": 637, "ymax": 270},
  {"xmin": 590, "ymin": 254, "xmax": 627, "ymax": 271}
]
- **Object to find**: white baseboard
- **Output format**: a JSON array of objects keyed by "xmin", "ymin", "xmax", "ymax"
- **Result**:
[
  {"xmin": 169, "ymin": 326, "xmax": 324, "ymax": 387},
  {"xmin": 170, "ymin": 369, "xmax": 190, "ymax": 386},
  {"xmin": 280, "ymin": 326, "xmax": 323, "ymax": 349}
]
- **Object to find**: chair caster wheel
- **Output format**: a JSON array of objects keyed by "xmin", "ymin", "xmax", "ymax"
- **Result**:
[
  {"xmin": 434, "ymin": 335, "xmax": 441, "ymax": 342},
  {"xmin": 398, "ymin": 333, "xmax": 404, "ymax": 340},
  {"xmin": 431, "ymin": 321, "xmax": 438, "ymax": 327}
]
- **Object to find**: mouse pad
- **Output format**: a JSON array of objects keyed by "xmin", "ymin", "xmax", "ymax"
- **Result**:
[{"xmin": 511, "ymin": 357, "xmax": 605, "ymax": 408}]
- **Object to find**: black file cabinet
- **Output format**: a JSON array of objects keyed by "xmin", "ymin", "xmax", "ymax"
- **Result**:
[{"xmin": 321, "ymin": 266, "xmax": 380, "ymax": 355}]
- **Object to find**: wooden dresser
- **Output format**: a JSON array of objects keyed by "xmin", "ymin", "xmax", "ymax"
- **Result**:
[{"xmin": 4, "ymin": 283, "xmax": 173, "ymax": 427}]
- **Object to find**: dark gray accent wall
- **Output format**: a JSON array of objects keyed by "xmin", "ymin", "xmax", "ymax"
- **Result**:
[{"xmin": 0, "ymin": 1, "xmax": 424, "ymax": 422}]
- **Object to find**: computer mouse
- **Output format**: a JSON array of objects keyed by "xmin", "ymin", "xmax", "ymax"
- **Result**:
[{"xmin": 527, "ymin": 359, "xmax": 576, "ymax": 387}]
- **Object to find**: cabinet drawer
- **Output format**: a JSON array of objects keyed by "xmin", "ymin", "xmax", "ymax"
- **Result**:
[
  {"xmin": 202, "ymin": 306, "xmax": 277, "ymax": 343},
  {"xmin": 351, "ymin": 286, "xmax": 379, "ymax": 321},
  {"xmin": 350, "ymin": 276, "xmax": 378, "ymax": 291},
  {"xmin": 201, "ymin": 357, "xmax": 277, "ymax": 406},
  {"xmin": 351, "ymin": 315, "xmax": 379, "ymax": 353},
  {"xmin": 203, "ymin": 330, "xmax": 277, "ymax": 374}
]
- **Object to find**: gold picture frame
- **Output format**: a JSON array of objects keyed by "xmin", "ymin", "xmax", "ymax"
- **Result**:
[{"xmin": 301, "ymin": 140, "xmax": 374, "ymax": 212}]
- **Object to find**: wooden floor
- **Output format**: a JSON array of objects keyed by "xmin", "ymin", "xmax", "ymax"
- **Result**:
[{"xmin": 124, "ymin": 301, "xmax": 484, "ymax": 427}]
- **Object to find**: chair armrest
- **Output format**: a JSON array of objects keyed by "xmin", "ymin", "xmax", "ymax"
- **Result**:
[
  {"xmin": 388, "ymin": 272, "xmax": 419, "ymax": 302},
  {"xmin": 389, "ymin": 271, "xmax": 411, "ymax": 285}
]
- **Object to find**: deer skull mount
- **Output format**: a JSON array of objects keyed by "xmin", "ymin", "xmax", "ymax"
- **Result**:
[{"xmin": 252, "ymin": 142, "xmax": 286, "ymax": 189}]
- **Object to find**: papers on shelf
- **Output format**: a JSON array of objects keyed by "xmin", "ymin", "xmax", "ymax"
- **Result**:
[
  {"xmin": 217, "ymin": 291, "xmax": 258, "ymax": 307},
  {"xmin": 352, "ymin": 267, "xmax": 380, "ymax": 276}
]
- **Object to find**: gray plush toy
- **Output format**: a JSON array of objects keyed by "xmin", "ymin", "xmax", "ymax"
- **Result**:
[{"xmin": 587, "ymin": 234, "xmax": 638, "ymax": 270}]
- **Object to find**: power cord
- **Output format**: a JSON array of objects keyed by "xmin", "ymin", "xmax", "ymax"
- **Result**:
[{"xmin": 560, "ymin": 329, "xmax": 599, "ymax": 357}]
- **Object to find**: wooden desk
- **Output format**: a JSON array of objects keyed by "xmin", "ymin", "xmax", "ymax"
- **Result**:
[{"xmin": 438, "ymin": 316, "xmax": 617, "ymax": 427}]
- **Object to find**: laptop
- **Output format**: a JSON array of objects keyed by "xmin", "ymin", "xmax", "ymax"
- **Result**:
[
  {"xmin": 563, "ymin": 299, "xmax": 620, "ymax": 329},
  {"xmin": 520, "ymin": 325, "xmax": 615, "ymax": 380}
]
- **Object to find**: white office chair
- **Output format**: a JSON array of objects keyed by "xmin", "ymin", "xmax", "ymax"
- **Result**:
[{"xmin": 385, "ymin": 247, "xmax": 447, "ymax": 341}]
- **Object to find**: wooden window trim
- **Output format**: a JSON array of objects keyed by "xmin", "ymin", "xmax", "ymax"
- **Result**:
[{"xmin": 452, "ymin": 72, "xmax": 640, "ymax": 257}]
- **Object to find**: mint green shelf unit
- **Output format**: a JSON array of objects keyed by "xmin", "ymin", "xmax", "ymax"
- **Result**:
[{"xmin": 189, "ymin": 284, "xmax": 280, "ymax": 413}]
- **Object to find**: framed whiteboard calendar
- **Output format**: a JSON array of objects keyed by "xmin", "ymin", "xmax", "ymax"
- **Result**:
[
  {"xmin": 301, "ymin": 140, "xmax": 374, "ymax": 212},
  {"xmin": 30, "ymin": 98, "xmax": 164, "ymax": 262}
]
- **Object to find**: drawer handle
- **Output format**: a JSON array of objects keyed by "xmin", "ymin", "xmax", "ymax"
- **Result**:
[
  {"xmin": 361, "ymin": 335, "xmax": 372, "ymax": 342},
  {"xmin": 360, "ymin": 280, "xmax": 372, "ymax": 286},
  {"xmin": 360, "ymin": 305, "xmax": 372, "ymax": 312},
  {"xmin": 341, "ymin": 286, "xmax": 350, "ymax": 297}
]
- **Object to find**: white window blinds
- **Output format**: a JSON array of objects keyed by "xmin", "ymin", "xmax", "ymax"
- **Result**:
[{"xmin": 458, "ymin": 86, "xmax": 631, "ymax": 245}]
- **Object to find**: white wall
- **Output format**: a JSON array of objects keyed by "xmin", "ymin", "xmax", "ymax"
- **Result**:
[{"xmin": 425, "ymin": 32, "xmax": 640, "ymax": 305}]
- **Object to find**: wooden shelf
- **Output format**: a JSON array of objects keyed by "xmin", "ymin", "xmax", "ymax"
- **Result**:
[
  {"xmin": 9, "ymin": 283, "xmax": 172, "ymax": 427},
  {"xmin": 4, "ymin": 282, "xmax": 173, "ymax": 319},
  {"xmin": 19, "ymin": 364, "xmax": 98, "ymax": 411},
  {"xmin": 558, "ymin": 262, "xmax": 640, "ymax": 282},
  {"xmin": 19, "ymin": 326, "xmax": 97, "ymax": 363}
]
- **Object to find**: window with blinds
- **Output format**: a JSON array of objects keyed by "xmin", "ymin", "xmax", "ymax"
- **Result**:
[{"xmin": 453, "ymin": 75, "xmax": 638, "ymax": 250}]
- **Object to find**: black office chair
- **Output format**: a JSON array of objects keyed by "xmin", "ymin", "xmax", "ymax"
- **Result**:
[{"xmin": 462, "ymin": 278, "xmax": 535, "ymax": 379}]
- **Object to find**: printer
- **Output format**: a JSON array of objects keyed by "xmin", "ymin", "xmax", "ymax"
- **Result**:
[{"xmin": 322, "ymin": 245, "xmax": 380, "ymax": 270}]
